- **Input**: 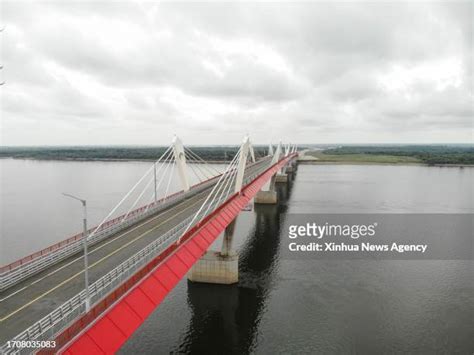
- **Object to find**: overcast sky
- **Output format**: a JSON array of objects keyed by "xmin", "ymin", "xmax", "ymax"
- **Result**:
[{"xmin": 1, "ymin": 1, "xmax": 472, "ymax": 146}]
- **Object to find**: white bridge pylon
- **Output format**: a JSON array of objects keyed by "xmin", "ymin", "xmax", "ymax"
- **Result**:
[
  {"xmin": 82, "ymin": 136, "xmax": 223, "ymax": 243},
  {"xmin": 259, "ymin": 141, "xmax": 282, "ymax": 192},
  {"xmin": 78, "ymin": 133, "xmax": 295, "ymax": 249},
  {"xmin": 170, "ymin": 134, "xmax": 256, "ymax": 194},
  {"xmin": 84, "ymin": 134, "xmax": 293, "ymax": 246},
  {"xmin": 172, "ymin": 135, "xmax": 190, "ymax": 192},
  {"xmin": 179, "ymin": 134, "xmax": 266, "ymax": 241},
  {"xmin": 235, "ymin": 135, "xmax": 251, "ymax": 193}
]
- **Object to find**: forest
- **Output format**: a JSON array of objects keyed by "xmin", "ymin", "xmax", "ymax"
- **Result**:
[
  {"xmin": 0, "ymin": 146, "xmax": 270, "ymax": 162},
  {"xmin": 322, "ymin": 145, "xmax": 474, "ymax": 165}
]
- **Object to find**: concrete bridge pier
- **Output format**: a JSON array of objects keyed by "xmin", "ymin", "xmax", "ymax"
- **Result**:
[
  {"xmin": 255, "ymin": 175, "xmax": 278, "ymax": 204},
  {"xmin": 275, "ymin": 173, "xmax": 288, "ymax": 183},
  {"xmin": 254, "ymin": 189, "xmax": 277, "ymax": 204},
  {"xmin": 254, "ymin": 189, "xmax": 278, "ymax": 204},
  {"xmin": 276, "ymin": 159, "xmax": 297, "ymax": 183},
  {"xmin": 287, "ymin": 159, "xmax": 297, "ymax": 172},
  {"xmin": 188, "ymin": 220, "xmax": 239, "ymax": 284}
]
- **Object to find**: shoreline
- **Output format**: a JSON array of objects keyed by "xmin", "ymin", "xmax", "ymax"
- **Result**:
[
  {"xmin": 298, "ymin": 160, "xmax": 474, "ymax": 167},
  {"xmin": 0, "ymin": 157, "xmax": 230, "ymax": 164},
  {"xmin": 2, "ymin": 157, "xmax": 473, "ymax": 167}
]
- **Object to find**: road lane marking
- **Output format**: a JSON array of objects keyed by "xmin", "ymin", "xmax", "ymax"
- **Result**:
[
  {"xmin": 0, "ymin": 190, "xmax": 209, "ymax": 302},
  {"xmin": 0, "ymin": 196, "xmax": 207, "ymax": 321},
  {"xmin": 0, "ymin": 286, "xmax": 27, "ymax": 301},
  {"xmin": 0, "ymin": 163, "xmax": 265, "ymax": 307}
]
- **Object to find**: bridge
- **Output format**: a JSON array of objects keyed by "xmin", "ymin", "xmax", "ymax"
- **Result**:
[{"xmin": 0, "ymin": 136, "xmax": 298, "ymax": 354}]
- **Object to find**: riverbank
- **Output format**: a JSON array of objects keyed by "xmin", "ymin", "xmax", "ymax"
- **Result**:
[
  {"xmin": 2, "ymin": 156, "xmax": 473, "ymax": 168},
  {"xmin": 0, "ymin": 157, "xmax": 229, "ymax": 164},
  {"xmin": 0, "ymin": 146, "xmax": 260, "ymax": 163},
  {"xmin": 298, "ymin": 160, "xmax": 473, "ymax": 167},
  {"xmin": 316, "ymin": 145, "xmax": 474, "ymax": 165},
  {"xmin": 304, "ymin": 151, "xmax": 421, "ymax": 163},
  {"xmin": 300, "ymin": 149, "xmax": 474, "ymax": 167}
]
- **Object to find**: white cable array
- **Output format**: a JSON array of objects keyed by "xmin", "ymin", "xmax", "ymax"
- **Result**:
[
  {"xmin": 205, "ymin": 141, "xmax": 257, "ymax": 217},
  {"xmin": 192, "ymin": 160, "xmax": 212, "ymax": 180},
  {"xmin": 163, "ymin": 162, "xmax": 176, "ymax": 199},
  {"xmin": 153, "ymin": 150, "xmax": 175, "ymax": 195},
  {"xmin": 184, "ymin": 148, "xmax": 212, "ymax": 181},
  {"xmin": 178, "ymin": 146, "xmax": 242, "ymax": 242},
  {"xmin": 185, "ymin": 152, "xmax": 207, "ymax": 182},
  {"xmin": 202, "ymin": 147, "xmax": 241, "ymax": 213},
  {"xmin": 86, "ymin": 145, "xmax": 173, "ymax": 241},
  {"xmin": 120, "ymin": 148, "xmax": 175, "ymax": 223},
  {"xmin": 142, "ymin": 149, "xmax": 175, "ymax": 213},
  {"xmin": 211, "ymin": 143, "xmax": 263, "ymax": 213},
  {"xmin": 184, "ymin": 147, "xmax": 221, "ymax": 176},
  {"xmin": 203, "ymin": 157, "xmax": 239, "ymax": 217}
]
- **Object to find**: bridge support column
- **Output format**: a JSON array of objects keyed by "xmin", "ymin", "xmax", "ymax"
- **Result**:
[
  {"xmin": 287, "ymin": 158, "xmax": 297, "ymax": 173},
  {"xmin": 255, "ymin": 142, "xmax": 282, "ymax": 205},
  {"xmin": 188, "ymin": 220, "xmax": 239, "ymax": 285},
  {"xmin": 275, "ymin": 173, "xmax": 288, "ymax": 183},
  {"xmin": 255, "ymin": 171, "xmax": 278, "ymax": 204},
  {"xmin": 254, "ymin": 190, "xmax": 277, "ymax": 204}
]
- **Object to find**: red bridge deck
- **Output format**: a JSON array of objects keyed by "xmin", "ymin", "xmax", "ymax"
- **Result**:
[{"xmin": 43, "ymin": 154, "xmax": 295, "ymax": 355}]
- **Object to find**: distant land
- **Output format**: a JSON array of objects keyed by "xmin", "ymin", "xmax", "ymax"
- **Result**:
[
  {"xmin": 0, "ymin": 144, "xmax": 473, "ymax": 166},
  {"xmin": 304, "ymin": 145, "xmax": 474, "ymax": 166},
  {"xmin": 0, "ymin": 146, "xmax": 268, "ymax": 162}
]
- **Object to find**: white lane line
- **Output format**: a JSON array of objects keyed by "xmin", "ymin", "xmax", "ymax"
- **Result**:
[
  {"xmin": 0, "ymin": 162, "xmax": 265, "ymax": 303},
  {"xmin": 0, "ymin": 189, "xmax": 210, "ymax": 302},
  {"xmin": 0, "ymin": 286, "xmax": 28, "ymax": 302},
  {"xmin": 0, "ymin": 195, "xmax": 208, "ymax": 322}
]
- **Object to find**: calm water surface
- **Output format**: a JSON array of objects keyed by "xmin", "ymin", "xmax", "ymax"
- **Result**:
[
  {"xmin": 0, "ymin": 158, "xmax": 222, "ymax": 264},
  {"xmin": 121, "ymin": 164, "xmax": 473, "ymax": 354},
  {"xmin": 1, "ymin": 160, "xmax": 473, "ymax": 353}
]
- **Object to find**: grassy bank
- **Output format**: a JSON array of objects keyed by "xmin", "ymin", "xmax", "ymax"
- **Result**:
[
  {"xmin": 305, "ymin": 151, "xmax": 421, "ymax": 164},
  {"xmin": 304, "ymin": 145, "xmax": 473, "ymax": 165}
]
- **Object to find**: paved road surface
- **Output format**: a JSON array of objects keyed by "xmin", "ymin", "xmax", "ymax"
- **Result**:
[{"xmin": 0, "ymin": 158, "xmax": 270, "ymax": 343}]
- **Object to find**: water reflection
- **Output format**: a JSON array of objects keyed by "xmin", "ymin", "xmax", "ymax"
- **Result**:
[{"xmin": 174, "ymin": 173, "xmax": 296, "ymax": 354}]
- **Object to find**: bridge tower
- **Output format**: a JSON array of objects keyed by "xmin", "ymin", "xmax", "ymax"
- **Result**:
[
  {"xmin": 268, "ymin": 143, "xmax": 274, "ymax": 156},
  {"xmin": 286, "ymin": 144, "xmax": 296, "ymax": 173},
  {"xmin": 249, "ymin": 141, "xmax": 256, "ymax": 164},
  {"xmin": 254, "ymin": 142, "xmax": 282, "ymax": 204},
  {"xmin": 234, "ymin": 135, "xmax": 251, "ymax": 193},
  {"xmin": 172, "ymin": 135, "xmax": 190, "ymax": 192},
  {"xmin": 275, "ymin": 143, "xmax": 293, "ymax": 183},
  {"xmin": 188, "ymin": 135, "xmax": 253, "ymax": 285}
]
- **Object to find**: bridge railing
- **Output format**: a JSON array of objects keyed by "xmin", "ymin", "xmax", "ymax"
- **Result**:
[
  {"xmin": 0, "ymin": 174, "xmax": 218, "ymax": 274},
  {"xmin": 0, "ymin": 157, "xmax": 270, "ymax": 292},
  {"xmin": 0, "ymin": 157, "xmax": 277, "ymax": 355},
  {"xmin": 0, "ymin": 174, "xmax": 221, "ymax": 291}
]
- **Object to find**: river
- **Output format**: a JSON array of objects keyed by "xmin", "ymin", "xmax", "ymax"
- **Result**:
[{"xmin": 1, "ymin": 159, "xmax": 473, "ymax": 353}]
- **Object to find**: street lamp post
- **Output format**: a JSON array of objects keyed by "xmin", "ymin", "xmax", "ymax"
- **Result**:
[{"xmin": 62, "ymin": 193, "xmax": 91, "ymax": 311}]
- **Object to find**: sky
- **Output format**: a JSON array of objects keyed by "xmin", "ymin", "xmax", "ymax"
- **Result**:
[{"xmin": 0, "ymin": 1, "xmax": 472, "ymax": 146}]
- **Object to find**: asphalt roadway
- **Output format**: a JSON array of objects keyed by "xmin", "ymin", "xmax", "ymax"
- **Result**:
[{"xmin": 0, "ymin": 158, "xmax": 269, "ymax": 344}]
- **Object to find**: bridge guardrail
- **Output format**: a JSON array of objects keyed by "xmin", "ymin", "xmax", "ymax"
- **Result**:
[
  {"xmin": 1, "ymin": 157, "xmax": 269, "ymax": 274},
  {"xmin": 0, "ymin": 158, "xmax": 270, "ymax": 291},
  {"xmin": 0, "ymin": 175, "xmax": 220, "ymax": 291},
  {"xmin": 0, "ymin": 168, "xmax": 235, "ymax": 275},
  {"xmin": 0, "ymin": 160, "xmax": 272, "ymax": 355},
  {"xmin": 0, "ymin": 215, "xmax": 194, "ymax": 355},
  {"xmin": 0, "ymin": 174, "xmax": 220, "ymax": 274}
]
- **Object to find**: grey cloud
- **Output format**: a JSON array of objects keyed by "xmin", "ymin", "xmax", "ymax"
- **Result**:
[{"xmin": 1, "ymin": 1, "xmax": 472, "ymax": 145}]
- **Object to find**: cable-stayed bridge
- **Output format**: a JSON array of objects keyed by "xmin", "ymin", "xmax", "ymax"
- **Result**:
[{"xmin": 0, "ymin": 136, "xmax": 298, "ymax": 354}]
